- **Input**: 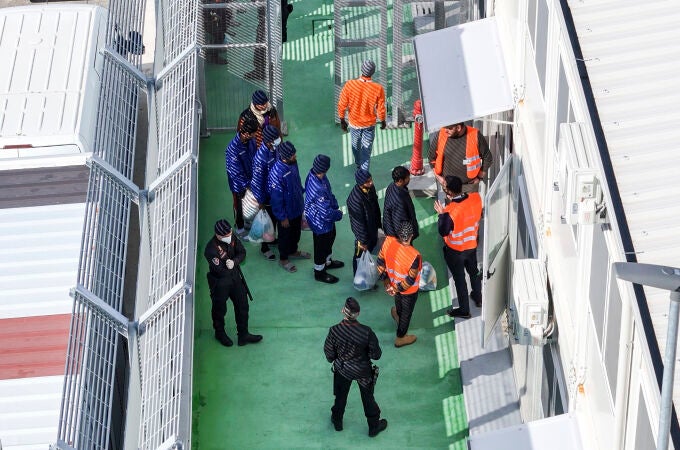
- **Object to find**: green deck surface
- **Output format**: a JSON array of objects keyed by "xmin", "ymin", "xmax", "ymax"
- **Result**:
[{"xmin": 192, "ymin": 2, "xmax": 468, "ymax": 448}]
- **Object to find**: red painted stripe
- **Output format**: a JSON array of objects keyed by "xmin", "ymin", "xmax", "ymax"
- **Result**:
[{"xmin": 0, "ymin": 314, "xmax": 71, "ymax": 380}]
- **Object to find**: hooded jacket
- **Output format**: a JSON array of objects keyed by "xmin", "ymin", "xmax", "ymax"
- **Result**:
[{"xmin": 304, "ymin": 171, "xmax": 343, "ymax": 234}]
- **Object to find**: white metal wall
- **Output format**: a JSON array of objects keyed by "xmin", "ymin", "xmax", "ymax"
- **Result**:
[{"xmin": 493, "ymin": 1, "xmax": 661, "ymax": 449}]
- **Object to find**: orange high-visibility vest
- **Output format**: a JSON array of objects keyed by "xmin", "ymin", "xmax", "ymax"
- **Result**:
[
  {"xmin": 444, "ymin": 192, "xmax": 482, "ymax": 251},
  {"xmin": 383, "ymin": 236, "xmax": 421, "ymax": 295},
  {"xmin": 434, "ymin": 126, "xmax": 481, "ymax": 179}
]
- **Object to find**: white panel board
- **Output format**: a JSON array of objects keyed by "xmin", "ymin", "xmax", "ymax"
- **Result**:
[
  {"xmin": 469, "ymin": 413, "xmax": 585, "ymax": 450},
  {"xmin": 414, "ymin": 17, "xmax": 514, "ymax": 132}
]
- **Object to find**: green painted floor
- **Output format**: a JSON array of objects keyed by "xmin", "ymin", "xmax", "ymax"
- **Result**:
[{"xmin": 192, "ymin": 2, "xmax": 468, "ymax": 448}]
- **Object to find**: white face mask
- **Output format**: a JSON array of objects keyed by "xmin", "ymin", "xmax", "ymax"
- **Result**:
[
  {"xmin": 273, "ymin": 137, "xmax": 282, "ymax": 146},
  {"xmin": 220, "ymin": 235, "xmax": 232, "ymax": 244}
]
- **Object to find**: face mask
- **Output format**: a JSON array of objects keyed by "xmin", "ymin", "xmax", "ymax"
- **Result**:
[
  {"xmin": 220, "ymin": 236, "xmax": 232, "ymax": 244},
  {"xmin": 273, "ymin": 137, "xmax": 282, "ymax": 146}
]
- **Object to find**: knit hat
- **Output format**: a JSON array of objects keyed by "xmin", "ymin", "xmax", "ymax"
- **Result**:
[
  {"xmin": 262, "ymin": 125, "xmax": 279, "ymax": 144},
  {"xmin": 312, "ymin": 154, "xmax": 331, "ymax": 174},
  {"xmin": 361, "ymin": 60, "xmax": 376, "ymax": 77},
  {"xmin": 252, "ymin": 90, "xmax": 269, "ymax": 105},
  {"xmin": 445, "ymin": 175, "xmax": 463, "ymax": 194},
  {"xmin": 278, "ymin": 141, "xmax": 296, "ymax": 161},
  {"xmin": 355, "ymin": 169, "xmax": 372, "ymax": 185},
  {"xmin": 214, "ymin": 219, "xmax": 232, "ymax": 236},
  {"xmin": 397, "ymin": 220, "xmax": 414, "ymax": 242},
  {"xmin": 342, "ymin": 297, "xmax": 361, "ymax": 320}
]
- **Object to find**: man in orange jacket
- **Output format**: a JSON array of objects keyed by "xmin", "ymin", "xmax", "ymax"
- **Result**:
[
  {"xmin": 376, "ymin": 221, "xmax": 422, "ymax": 347},
  {"xmin": 428, "ymin": 122, "xmax": 492, "ymax": 193},
  {"xmin": 337, "ymin": 60, "xmax": 386, "ymax": 171},
  {"xmin": 434, "ymin": 176, "xmax": 483, "ymax": 319}
]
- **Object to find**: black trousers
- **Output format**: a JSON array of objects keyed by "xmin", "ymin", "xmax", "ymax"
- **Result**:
[
  {"xmin": 443, "ymin": 245, "xmax": 481, "ymax": 315},
  {"xmin": 313, "ymin": 225, "xmax": 336, "ymax": 266},
  {"xmin": 395, "ymin": 292, "xmax": 418, "ymax": 337},
  {"xmin": 331, "ymin": 372, "xmax": 380, "ymax": 427},
  {"xmin": 260, "ymin": 205, "xmax": 277, "ymax": 253},
  {"xmin": 278, "ymin": 215, "xmax": 302, "ymax": 260},
  {"xmin": 352, "ymin": 240, "xmax": 377, "ymax": 275},
  {"xmin": 232, "ymin": 191, "xmax": 244, "ymax": 230},
  {"xmin": 207, "ymin": 274, "xmax": 249, "ymax": 336}
]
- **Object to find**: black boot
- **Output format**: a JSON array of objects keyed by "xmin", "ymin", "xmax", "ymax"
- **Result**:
[
  {"xmin": 368, "ymin": 418, "xmax": 388, "ymax": 437},
  {"xmin": 238, "ymin": 333, "xmax": 263, "ymax": 346},
  {"xmin": 214, "ymin": 330, "xmax": 233, "ymax": 347},
  {"xmin": 315, "ymin": 269, "xmax": 339, "ymax": 284},
  {"xmin": 331, "ymin": 415, "xmax": 343, "ymax": 431}
]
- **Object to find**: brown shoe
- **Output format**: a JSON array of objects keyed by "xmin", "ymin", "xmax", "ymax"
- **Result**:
[
  {"xmin": 394, "ymin": 335, "xmax": 417, "ymax": 347},
  {"xmin": 390, "ymin": 306, "xmax": 399, "ymax": 324}
]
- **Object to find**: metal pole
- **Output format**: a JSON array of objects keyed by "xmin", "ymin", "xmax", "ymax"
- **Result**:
[{"xmin": 658, "ymin": 291, "xmax": 680, "ymax": 450}]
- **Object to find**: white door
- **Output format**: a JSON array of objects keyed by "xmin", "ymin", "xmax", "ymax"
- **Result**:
[{"xmin": 481, "ymin": 155, "xmax": 512, "ymax": 347}]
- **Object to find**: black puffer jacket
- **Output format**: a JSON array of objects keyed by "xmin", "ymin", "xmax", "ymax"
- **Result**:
[
  {"xmin": 346, "ymin": 184, "xmax": 382, "ymax": 250},
  {"xmin": 324, "ymin": 319, "xmax": 382, "ymax": 388},
  {"xmin": 382, "ymin": 182, "xmax": 419, "ymax": 241}
]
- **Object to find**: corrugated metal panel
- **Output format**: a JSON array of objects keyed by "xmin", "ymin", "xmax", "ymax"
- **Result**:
[
  {"xmin": 0, "ymin": 202, "xmax": 84, "ymax": 319},
  {"xmin": 567, "ymin": 0, "xmax": 680, "ymax": 407},
  {"xmin": 0, "ymin": 5, "xmax": 101, "ymax": 149},
  {"xmin": 0, "ymin": 170, "xmax": 85, "ymax": 448}
]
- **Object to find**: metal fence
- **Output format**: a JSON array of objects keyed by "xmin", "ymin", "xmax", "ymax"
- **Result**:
[
  {"xmin": 55, "ymin": 0, "xmax": 200, "ymax": 449},
  {"xmin": 333, "ymin": 0, "xmax": 389, "ymax": 124},
  {"xmin": 200, "ymin": 0, "xmax": 284, "ymax": 131}
]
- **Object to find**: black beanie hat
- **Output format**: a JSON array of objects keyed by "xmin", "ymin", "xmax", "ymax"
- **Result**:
[
  {"xmin": 215, "ymin": 219, "xmax": 232, "ymax": 235},
  {"xmin": 355, "ymin": 169, "xmax": 372, "ymax": 185},
  {"xmin": 312, "ymin": 154, "xmax": 331, "ymax": 174},
  {"xmin": 278, "ymin": 141, "xmax": 296, "ymax": 160},
  {"xmin": 252, "ymin": 90, "xmax": 269, "ymax": 105},
  {"xmin": 262, "ymin": 125, "xmax": 279, "ymax": 143}
]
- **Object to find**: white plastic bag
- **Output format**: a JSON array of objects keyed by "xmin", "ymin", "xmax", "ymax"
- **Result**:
[
  {"xmin": 242, "ymin": 189, "xmax": 259, "ymax": 222},
  {"xmin": 248, "ymin": 210, "xmax": 275, "ymax": 243},
  {"xmin": 419, "ymin": 261, "xmax": 437, "ymax": 291},
  {"xmin": 353, "ymin": 251, "xmax": 378, "ymax": 291}
]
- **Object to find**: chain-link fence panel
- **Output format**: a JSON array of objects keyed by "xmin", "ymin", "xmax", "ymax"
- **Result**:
[
  {"xmin": 333, "ymin": 0, "xmax": 389, "ymax": 123},
  {"xmin": 200, "ymin": 0, "xmax": 283, "ymax": 131}
]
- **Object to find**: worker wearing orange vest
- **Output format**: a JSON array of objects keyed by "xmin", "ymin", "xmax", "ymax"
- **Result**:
[
  {"xmin": 428, "ymin": 123, "xmax": 492, "ymax": 193},
  {"xmin": 337, "ymin": 60, "xmax": 387, "ymax": 172},
  {"xmin": 376, "ymin": 221, "xmax": 422, "ymax": 347},
  {"xmin": 434, "ymin": 176, "xmax": 483, "ymax": 319}
]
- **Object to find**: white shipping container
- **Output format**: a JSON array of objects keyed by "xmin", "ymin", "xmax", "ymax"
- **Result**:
[{"xmin": 0, "ymin": 5, "xmax": 107, "ymax": 168}]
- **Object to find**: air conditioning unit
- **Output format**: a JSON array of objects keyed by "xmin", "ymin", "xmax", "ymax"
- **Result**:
[
  {"xmin": 509, "ymin": 259, "xmax": 549, "ymax": 346},
  {"xmin": 555, "ymin": 123, "xmax": 603, "ymax": 225}
]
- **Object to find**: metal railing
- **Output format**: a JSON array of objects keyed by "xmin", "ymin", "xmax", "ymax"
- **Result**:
[{"xmin": 55, "ymin": 0, "xmax": 201, "ymax": 448}]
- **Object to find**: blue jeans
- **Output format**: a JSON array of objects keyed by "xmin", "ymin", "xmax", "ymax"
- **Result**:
[{"xmin": 350, "ymin": 125, "xmax": 376, "ymax": 171}]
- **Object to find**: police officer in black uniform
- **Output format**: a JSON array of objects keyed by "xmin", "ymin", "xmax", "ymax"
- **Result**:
[
  {"xmin": 204, "ymin": 219, "xmax": 263, "ymax": 347},
  {"xmin": 324, "ymin": 297, "xmax": 388, "ymax": 437}
]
